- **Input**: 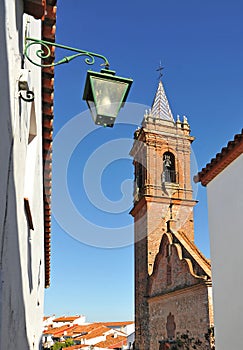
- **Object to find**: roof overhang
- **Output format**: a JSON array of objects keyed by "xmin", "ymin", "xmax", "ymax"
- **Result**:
[
  {"xmin": 41, "ymin": 0, "xmax": 57, "ymax": 288},
  {"xmin": 24, "ymin": 0, "xmax": 46, "ymax": 19},
  {"xmin": 195, "ymin": 129, "xmax": 243, "ymax": 186}
]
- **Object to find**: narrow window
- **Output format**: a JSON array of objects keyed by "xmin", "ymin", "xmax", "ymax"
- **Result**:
[
  {"xmin": 137, "ymin": 162, "xmax": 143, "ymax": 189},
  {"xmin": 135, "ymin": 161, "xmax": 146, "ymax": 195},
  {"xmin": 167, "ymin": 264, "xmax": 172, "ymax": 285}
]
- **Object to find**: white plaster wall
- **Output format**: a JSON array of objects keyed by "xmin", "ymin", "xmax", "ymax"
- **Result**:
[
  {"xmin": 43, "ymin": 315, "xmax": 56, "ymax": 328},
  {"xmin": 123, "ymin": 323, "xmax": 135, "ymax": 336},
  {"xmin": 53, "ymin": 316, "xmax": 86, "ymax": 328},
  {"xmin": 0, "ymin": 1, "xmax": 44, "ymax": 349},
  {"xmin": 207, "ymin": 153, "xmax": 243, "ymax": 350},
  {"xmin": 75, "ymin": 315, "xmax": 87, "ymax": 325},
  {"xmin": 127, "ymin": 331, "xmax": 135, "ymax": 348}
]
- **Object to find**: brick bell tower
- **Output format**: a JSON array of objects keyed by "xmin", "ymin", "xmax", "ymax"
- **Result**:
[{"xmin": 130, "ymin": 79, "xmax": 197, "ymax": 350}]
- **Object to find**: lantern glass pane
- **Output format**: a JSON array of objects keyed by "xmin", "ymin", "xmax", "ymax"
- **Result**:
[{"xmin": 90, "ymin": 77, "xmax": 129, "ymax": 118}]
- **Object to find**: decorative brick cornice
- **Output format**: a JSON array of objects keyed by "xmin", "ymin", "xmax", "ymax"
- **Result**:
[
  {"xmin": 41, "ymin": 0, "xmax": 57, "ymax": 288},
  {"xmin": 195, "ymin": 129, "xmax": 243, "ymax": 186},
  {"xmin": 24, "ymin": 0, "xmax": 46, "ymax": 19},
  {"xmin": 147, "ymin": 282, "xmax": 211, "ymax": 302}
]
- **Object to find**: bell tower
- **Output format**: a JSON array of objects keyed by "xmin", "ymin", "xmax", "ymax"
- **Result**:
[{"xmin": 130, "ymin": 79, "xmax": 197, "ymax": 350}]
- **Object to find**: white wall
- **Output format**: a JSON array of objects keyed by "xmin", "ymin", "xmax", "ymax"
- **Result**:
[
  {"xmin": 43, "ymin": 315, "xmax": 56, "ymax": 328},
  {"xmin": 0, "ymin": 2, "xmax": 44, "ymax": 349},
  {"xmin": 75, "ymin": 315, "xmax": 87, "ymax": 325},
  {"xmin": 123, "ymin": 323, "xmax": 135, "ymax": 336},
  {"xmin": 53, "ymin": 315, "xmax": 86, "ymax": 327},
  {"xmin": 207, "ymin": 153, "xmax": 243, "ymax": 350}
]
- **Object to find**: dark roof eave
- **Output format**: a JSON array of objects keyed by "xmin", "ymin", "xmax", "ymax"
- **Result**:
[
  {"xmin": 41, "ymin": 0, "xmax": 57, "ymax": 289},
  {"xmin": 195, "ymin": 129, "xmax": 243, "ymax": 186},
  {"xmin": 24, "ymin": 0, "xmax": 46, "ymax": 19}
]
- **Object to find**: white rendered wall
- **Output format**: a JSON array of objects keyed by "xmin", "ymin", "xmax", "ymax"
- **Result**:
[
  {"xmin": 0, "ymin": 2, "xmax": 44, "ymax": 349},
  {"xmin": 207, "ymin": 153, "xmax": 243, "ymax": 350}
]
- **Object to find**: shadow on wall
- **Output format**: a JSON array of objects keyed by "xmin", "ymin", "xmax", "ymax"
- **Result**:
[{"xmin": 0, "ymin": 2, "xmax": 41, "ymax": 349}]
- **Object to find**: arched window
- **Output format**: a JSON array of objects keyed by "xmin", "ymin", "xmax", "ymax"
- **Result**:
[
  {"xmin": 162, "ymin": 152, "xmax": 177, "ymax": 183},
  {"xmin": 136, "ymin": 162, "xmax": 143, "ymax": 189},
  {"xmin": 134, "ymin": 161, "xmax": 145, "ymax": 200}
]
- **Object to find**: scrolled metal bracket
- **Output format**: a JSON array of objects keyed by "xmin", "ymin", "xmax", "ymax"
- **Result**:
[
  {"xmin": 19, "ymin": 90, "xmax": 35, "ymax": 102},
  {"xmin": 24, "ymin": 37, "xmax": 110, "ymax": 69}
]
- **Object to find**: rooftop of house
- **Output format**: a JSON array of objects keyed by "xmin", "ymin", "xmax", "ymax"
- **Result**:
[
  {"xmin": 44, "ymin": 324, "xmax": 72, "ymax": 336},
  {"xmin": 98, "ymin": 321, "xmax": 134, "ymax": 327},
  {"xmin": 75, "ymin": 325, "xmax": 111, "ymax": 341},
  {"xmin": 95, "ymin": 333, "xmax": 127, "ymax": 349},
  {"xmin": 43, "ymin": 321, "xmax": 131, "ymax": 349},
  {"xmin": 53, "ymin": 315, "xmax": 83, "ymax": 323},
  {"xmin": 195, "ymin": 129, "xmax": 243, "ymax": 186},
  {"xmin": 65, "ymin": 346, "xmax": 88, "ymax": 350}
]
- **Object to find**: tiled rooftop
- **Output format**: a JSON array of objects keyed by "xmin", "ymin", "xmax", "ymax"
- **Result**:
[
  {"xmin": 44, "ymin": 324, "xmax": 71, "ymax": 336},
  {"xmin": 95, "ymin": 334, "xmax": 127, "ymax": 348},
  {"xmin": 53, "ymin": 316, "xmax": 81, "ymax": 323},
  {"xmin": 41, "ymin": 0, "xmax": 57, "ymax": 288},
  {"xmin": 76, "ymin": 325, "xmax": 111, "ymax": 341},
  {"xmin": 98, "ymin": 321, "xmax": 134, "ymax": 327},
  {"xmin": 195, "ymin": 129, "xmax": 243, "ymax": 186},
  {"xmin": 43, "ymin": 320, "xmax": 132, "ymax": 349}
]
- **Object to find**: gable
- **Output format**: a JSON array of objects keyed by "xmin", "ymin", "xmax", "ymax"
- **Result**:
[{"xmin": 148, "ymin": 232, "xmax": 210, "ymax": 297}]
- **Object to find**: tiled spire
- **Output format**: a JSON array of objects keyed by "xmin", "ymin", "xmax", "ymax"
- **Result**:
[{"xmin": 151, "ymin": 80, "xmax": 174, "ymax": 121}]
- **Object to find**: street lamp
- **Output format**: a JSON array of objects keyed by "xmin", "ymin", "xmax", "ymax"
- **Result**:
[
  {"xmin": 83, "ymin": 68, "xmax": 132, "ymax": 127},
  {"xmin": 24, "ymin": 37, "xmax": 133, "ymax": 127}
]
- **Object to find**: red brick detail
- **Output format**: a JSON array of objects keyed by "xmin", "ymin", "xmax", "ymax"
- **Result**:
[
  {"xmin": 42, "ymin": 25, "xmax": 56, "ymax": 41},
  {"xmin": 41, "ymin": 0, "xmax": 57, "ymax": 288}
]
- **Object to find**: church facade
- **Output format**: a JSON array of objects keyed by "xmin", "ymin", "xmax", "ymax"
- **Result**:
[{"xmin": 130, "ymin": 80, "xmax": 214, "ymax": 350}]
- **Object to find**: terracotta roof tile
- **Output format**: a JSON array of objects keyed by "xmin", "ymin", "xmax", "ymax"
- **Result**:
[
  {"xmin": 65, "ymin": 346, "xmax": 88, "ymax": 350},
  {"xmin": 76, "ymin": 325, "xmax": 111, "ymax": 341},
  {"xmin": 42, "ymin": 24, "xmax": 56, "ymax": 39},
  {"xmin": 195, "ymin": 129, "xmax": 243, "ymax": 186},
  {"xmin": 95, "ymin": 334, "xmax": 127, "ymax": 348},
  {"xmin": 43, "ymin": 316, "xmax": 51, "ymax": 320},
  {"xmin": 53, "ymin": 316, "xmax": 82, "ymax": 322},
  {"xmin": 45, "ymin": 4, "xmax": 57, "ymax": 21},
  {"xmin": 42, "ymin": 0, "xmax": 57, "ymax": 288},
  {"xmin": 98, "ymin": 321, "xmax": 134, "ymax": 327},
  {"xmin": 44, "ymin": 324, "xmax": 71, "ymax": 335}
]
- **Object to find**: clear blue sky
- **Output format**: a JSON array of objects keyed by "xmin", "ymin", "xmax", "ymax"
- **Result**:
[{"xmin": 44, "ymin": 0, "xmax": 243, "ymax": 322}]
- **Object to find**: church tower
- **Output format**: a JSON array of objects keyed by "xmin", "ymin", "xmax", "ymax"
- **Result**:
[{"xmin": 130, "ymin": 79, "xmax": 212, "ymax": 350}]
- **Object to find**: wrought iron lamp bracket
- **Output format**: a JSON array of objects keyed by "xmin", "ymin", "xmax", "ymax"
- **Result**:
[{"xmin": 24, "ymin": 37, "xmax": 110, "ymax": 69}]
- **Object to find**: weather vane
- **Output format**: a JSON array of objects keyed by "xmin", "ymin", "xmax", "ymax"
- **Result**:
[{"xmin": 156, "ymin": 61, "xmax": 164, "ymax": 80}]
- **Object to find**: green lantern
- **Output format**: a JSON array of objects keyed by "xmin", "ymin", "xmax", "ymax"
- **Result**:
[{"xmin": 83, "ymin": 69, "xmax": 133, "ymax": 127}]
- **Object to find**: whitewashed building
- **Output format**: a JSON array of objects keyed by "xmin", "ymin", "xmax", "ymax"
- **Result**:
[
  {"xmin": 52, "ymin": 315, "xmax": 87, "ymax": 327},
  {"xmin": 0, "ymin": 1, "xmax": 56, "ymax": 349},
  {"xmin": 195, "ymin": 130, "xmax": 243, "ymax": 350}
]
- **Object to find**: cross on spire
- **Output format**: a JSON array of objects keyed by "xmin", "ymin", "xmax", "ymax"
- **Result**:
[{"xmin": 156, "ymin": 61, "xmax": 164, "ymax": 80}]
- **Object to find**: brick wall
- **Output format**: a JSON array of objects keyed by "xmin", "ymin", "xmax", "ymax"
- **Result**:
[
  {"xmin": 130, "ymin": 115, "xmax": 212, "ymax": 350},
  {"xmin": 148, "ymin": 284, "xmax": 212, "ymax": 349}
]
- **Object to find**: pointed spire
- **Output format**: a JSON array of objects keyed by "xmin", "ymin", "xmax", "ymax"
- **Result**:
[{"xmin": 151, "ymin": 80, "xmax": 174, "ymax": 122}]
